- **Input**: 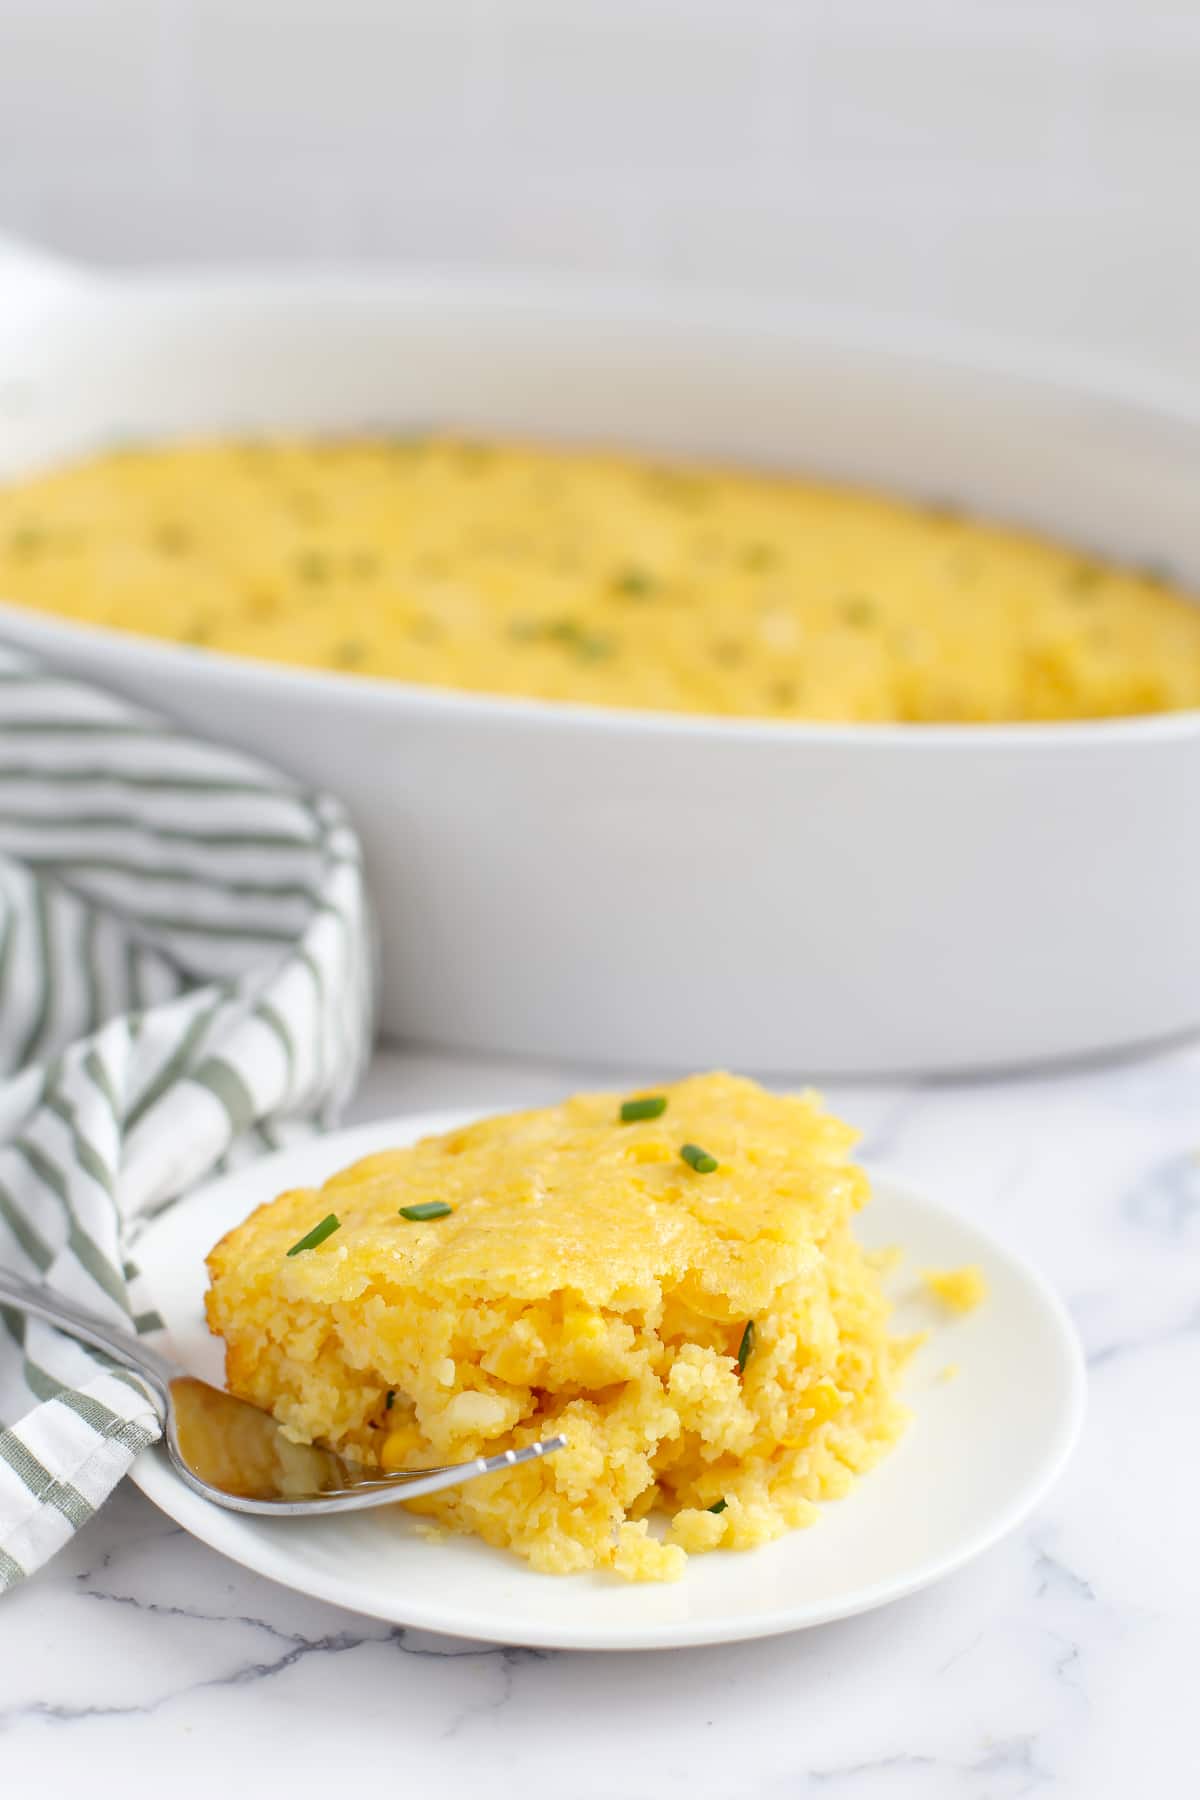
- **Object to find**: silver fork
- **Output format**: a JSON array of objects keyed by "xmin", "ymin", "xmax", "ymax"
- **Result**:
[{"xmin": 0, "ymin": 1270, "xmax": 565, "ymax": 1515}]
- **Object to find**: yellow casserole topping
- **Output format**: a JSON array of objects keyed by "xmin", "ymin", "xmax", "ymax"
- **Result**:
[
  {"xmin": 204, "ymin": 1072, "xmax": 913, "ymax": 1581},
  {"xmin": 2, "ymin": 434, "xmax": 1200, "ymax": 722}
]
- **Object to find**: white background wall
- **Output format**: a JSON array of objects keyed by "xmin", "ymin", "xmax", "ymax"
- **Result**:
[{"xmin": 1, "ymin": 0, "xmax": 1197, "ymax": 390}]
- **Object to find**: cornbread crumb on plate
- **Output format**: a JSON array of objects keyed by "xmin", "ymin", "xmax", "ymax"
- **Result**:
[
  {"xmin": 922, "ymin": 1265, "xmax": 989, "ymax": 1314},
  {"xmin": 205, "ymin": 1072, "xmax": 914, "ymax": 1582}
]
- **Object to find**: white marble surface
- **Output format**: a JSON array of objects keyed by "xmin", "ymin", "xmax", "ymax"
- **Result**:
[{"xmin": 2, "ymin": 1040, "xmax": 1198, "ymax": 1797}]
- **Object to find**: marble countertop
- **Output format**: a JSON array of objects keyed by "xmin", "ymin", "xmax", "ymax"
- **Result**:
[{"xmin": 2, "ymin": 1041, "xmax": 1197, "ymax": 1798}]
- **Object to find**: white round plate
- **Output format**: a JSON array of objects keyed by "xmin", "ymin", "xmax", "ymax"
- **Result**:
[{"xmin": 132, "ymin": 1109, "xmax": 1085, "ymax": 1652}]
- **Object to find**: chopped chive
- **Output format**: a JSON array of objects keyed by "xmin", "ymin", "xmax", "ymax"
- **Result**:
[
  {"xmin": 680, "ymin": 1143, "xmax": 719, "ymax": 1174},
  {"xmin": 574, "ymin": 633, "xmax": 615, "ymax": 662},
  {"xmin": 612, "ymin": 566, "xmax": 656, "ymax": 598},
  {"xmin": 737, "ymin": 1319, "xmax": 756, "ymax": 1373},
  {"xmin": 620, "ymin": 1095, "xmax": 667, "ymax": 1122},
  {"xmin": 707, "ymin": 1498, "xmax": 728, "ymax": 1515},
  {"xmin": 399, "ymin": 1200, "xmax": 453, "ymax": 1222},
  {"xmin": 535, "ymin": 618, "xmax": 616, "ymax": 660},
  {"xmin": 385, "ymin": 1389, "xmax": 396, "ymax": 1411},
  {"xmin": 295, "ymin": 550, "xmax": 328, "ymax": 583},
  {"xmin": 286, "ymin": 1213, "xmax": 340, "ymax": 1256}
]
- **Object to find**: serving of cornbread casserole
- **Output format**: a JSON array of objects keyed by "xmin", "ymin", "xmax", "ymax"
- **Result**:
[
  {"xmin": 3, "ymin": 434, "xmax": 1200, "ymax": 723},
  {"xmin": 204, "ymin": 1073, "xmax": 912, "ymax": 1582}
]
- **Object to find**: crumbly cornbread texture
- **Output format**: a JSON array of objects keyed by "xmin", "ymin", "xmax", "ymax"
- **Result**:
[
  {"xmin": 3, "ymin": 435, "xmax": 1200, "ymax": 722},
  {"xmin": 204, "ymin": 1074, "xmax": 911, "ymax": 1581}
]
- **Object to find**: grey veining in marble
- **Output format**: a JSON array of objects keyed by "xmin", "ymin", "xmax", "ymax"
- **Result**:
[{"xmin": 1, "ymin": 1043, "xmax": 1198, "ymax": 1799}]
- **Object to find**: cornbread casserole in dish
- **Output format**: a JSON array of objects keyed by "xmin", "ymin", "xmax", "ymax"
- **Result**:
[
  {"xmin": 3, "ymin": 249, "xmax": 1199, "ymax": 1070},
  {"xmin": 205, "ymin": 1074, "xmax": 913, "ymax": 1582},
  {"xmin": 2, "ymin": 434, "xmax": 1199, "ymax": 724}
]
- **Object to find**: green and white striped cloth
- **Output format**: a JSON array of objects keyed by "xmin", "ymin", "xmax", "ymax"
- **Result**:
[{"xmin": 0, "ymin": 644, "xmax": 374, "ymax": 1591}]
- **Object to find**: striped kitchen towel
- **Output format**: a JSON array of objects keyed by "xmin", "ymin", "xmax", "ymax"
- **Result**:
[{"xmin": 0, "ymin": 644, "xmax": 374, "ymax": 1591}]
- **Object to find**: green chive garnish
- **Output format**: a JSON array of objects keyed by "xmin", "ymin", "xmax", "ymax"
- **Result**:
[
  {"xmin": 286, "ymin": 1213, "xmax": 340, "ymax": 1256},
  {"xmin": 707, "ymin": 1498, "xmax": 728, "ymax": 1515},
  {"xmin": 508, "ymin": 616, "xmax": 615, "ymax": 660},
  {"xmin": 385, "ymin": 1389, "xmax": 396, "ymax": 1411},
  {"xmin": 544, "ymin": 618, "xmax": 579, "ymax": 643},
  {"xmin": 680, "ymin": 1143, "xmax": 718, "ymax": 1174},
  {"xmin": 295, "ymin": 550, "xmax": 328, "ymax": 583},
  {"xmin": 620, "ymin": 1095, "xmax": 667, "ymax": 1122},
  {"xmin": 737, "ymin": 1320, "xmax": 756, "ymax": 1373},
  {"xmin": 542, "ymin": 618, "xmax": 615, "ymax": 660},
  {"xmin": 612, "ymin": 566, "xmax": 656, "ymax": 598},
  {"xmin": 399, "ymin": 1201, "xmax": 453, "ymax": 1222},
  {"xmin": 573, "ymin": 633, "xmax": 616, "ymax": 662}
]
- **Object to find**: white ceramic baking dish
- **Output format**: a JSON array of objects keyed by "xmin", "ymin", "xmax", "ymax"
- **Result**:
[{"xmin": 1, "ymin": 235, "xmax": 1198, "ymax": 1074}]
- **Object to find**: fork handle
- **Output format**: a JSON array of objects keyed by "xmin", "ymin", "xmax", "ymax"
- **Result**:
[{"xmin": 0, "ymin": 1267, "xmax": 181, "ymax": 1402}]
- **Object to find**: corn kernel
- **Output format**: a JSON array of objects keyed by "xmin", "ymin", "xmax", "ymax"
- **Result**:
[
  {"xmin": 380, "ymin": 1423, "xmax": 421, "ymax": 1469},
  {"xmin": 628, "ymin": 1140, "xmax": 672, "ymax": 1165},
  {"xmin": 802, "ymin": 1379, "xmax": 846, "ymax": 1425},
  {"xmin": 564, "ymin": 1307, "xmax": 606, "ymax": 1344}
]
